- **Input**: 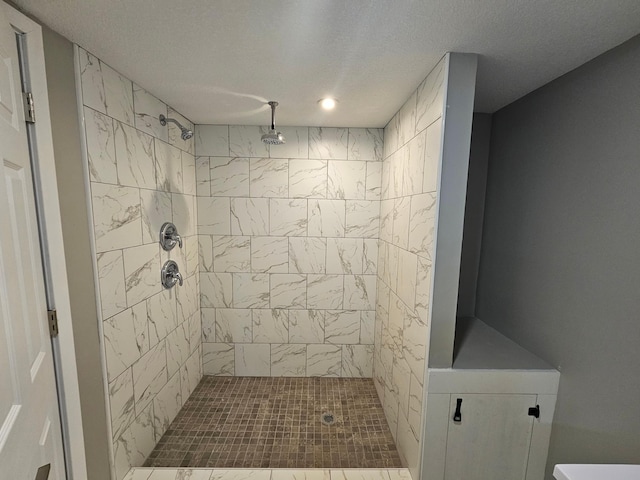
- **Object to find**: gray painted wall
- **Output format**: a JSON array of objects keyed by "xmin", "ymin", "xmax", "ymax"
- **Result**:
[
  {"xmin": 456, "ymin": 113, "xmax": 491, "ymax": 318},
  {"xmin": 476, "ymin": 35, "xmax": 640, "ymax": 478},
  {"xmin": 42, "ymin": 26, "xmax": 112, "ymax": 480}
]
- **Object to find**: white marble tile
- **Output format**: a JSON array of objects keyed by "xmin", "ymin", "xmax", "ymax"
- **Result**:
[
  {"xmin": 153, "ymin": 140, "xmax": 182, "ymax": 193},
  {"xmin": 342, "ymin": 345, "xmax": 374, "ymax": 377},
  {"xmin": 215, "ymin": 309, "xmax": 252, "ymax": 343},
  {"xmin": 270, "ymin": 198, "xmax": 307, "ymax": 236},
  {"xmin": 210, "ymin": 470, "xmax": 272, "ymax": 480},
  {"xmin": 289, "ymin": 159, "xmax": 327, "ymax": 198},
  {"xmin": 308, "ymin": 199, "xmax": 345, "ymax": 238},
  {"xmin": 235, "ymin": 344, "xmax": 270, "ymax": 376},
  {"xmin": 271, "ymin": 343, "xmax": 307, "ymax": 376},
  {"xmin": 403, "ymin": 310, "xmax": 427, "ymax": 380},
  {"xmin": 210, "ymin": 157, "xmax": 250, "ymax": 196},
  {"xmin": 392, "ymin": 197, "xmax": 411, "ymax": 250},
  {"xmin": 114, "ymin": 120, "xmax": 156, "ymax": 189},
  {"xmin": 104, "ymin": 302, "xmax": 148, "ymax": 381},
  {"xmin": 309, "ymin": 127, "xmax": 348, "ymax": 159},
  {"xmin": 388, "ymin": 293, "xmax": 405, "ymax": 350},
  {"xmin": 180, "ymin": 347, "xmax": 202, "ymax": 400},
  {"xmin": 344, "ymin": 275, "xmax": 376, "ymax": 310},
  {"xmin": 78, "ymin": 48, "xmax": 106, "ymax": 113},
  {"xmin": 306, "ymin": 345, "xmax": 342, "ymax": 377},
  {"xmin": 201, "ymin": 308, "xmax": 215, "ymax": 341},
  {"xmin": 202, "ymin": 342, "xmax": 234, "ymax": 375},
  {"xmin": 195, "ymin": 124, "xmax": 229, "ymax": 156},
  {"xmin": 324, "ymin": 310, "xmax": 360, "ymax": 344},
  {"xmin": 270, "ymin": 126, "xmax": 309, "ymax": 158},
  {"xmin": 172, "ymin": 193, "xmax": 196, "ymax": 236},
  {"xmin": 396, "ymin": 409, "xmax": 420, "ymax": 469},
  {"xmin": 390, "ymin": 149, "xmax": 405, "ymax": 198},
  {"xmin": 140, "ymin": 189, "xmax": 171, "ymax": 245},
  {"xmin": 166, "ymin": 323, "xmax": 190, "ymax": 377},
  {"xmin": 176, "ymin": 274, "xmax": 199, "ymax": 323},
  {"xmin": 345, "ymin": 200, "xmax": 380, "ymax": 238},
  {"xmin": 198, "ymin": 235, "xmax": 214, "ymax": 272},
  {"xmin": 423, "ymin": 117, "xmax": 442, "ymax": 193},
  {"xmin": 188, "ymin": 310, "xmax": 202, "ymax": 353},
  {"xmin": 348, "ymin": 128, "xmax": 384, "ymax": 161},
  {"xmin": 363, "ymin": 239, "xmax": 379, "ymax": 275},
  {"xmin": 397, "ymin": 91, "xmax": 417, "ymax": 149},
  {"xmin": 288, "ymin": 309, "xmax": 324, "ymax": 343},
  {"xmin": 397, "ymin": 249, "xmax": 418, "ymax": 310},
  {"xmin": 91, "ymin": 182, "xmax": 142, "ymax": 252},
  {"xmin": 123, "ymin": 244, "xmax": 160, "ymax": 307},
  {"xmin": 386, "ymin": 470, "xmax": 412, "ymax": 480},
  {"xmin": 379, "ymin": 199, "xmax": 394, "ymax": 243},
  {"xmin": 113, "ymin": 403, "xmax": 155, "ymax": 480},
  {"xmin": 196, "ymin": 156, "xmax": 210, "ymax": 196},
  {"xmin": 270, "ymin": 274, "xmax": 306, "ymax": 309},
  {"xmin": 167, "ymin": 108, "xmax": 195, "ymax": 155},
  {"xmin": 408, "ymin": 373, "xmax": 423, "ymax": 439},
  {"xmin": 393, "ymin": 356, "xmax": 412, "ymax": 417},
  {"xmin": 108, "ymin": 369, "xmax": 135, "ymax": 440},
  {"xmin": 384, "ymin": 112, "xmax": 400, "ymax": 157},
  {"xmin": 250, "ymin": 157, "xmax": 288, "ymax": 197},
  {"xmin": 289, "ymin": 237, "xmax": 326, "ymax": 274},
  {"xmin": 231, "ymin": 198, "xmax": 269, "ymax": 235},
  {"xmin": 330, "ymin": 468, "xmax": 391, "ymax": 480},
  {"xmin": 381, "ymin": 157, "xmax": 392, "ymax": 201},
  {"xmin": 97, "ymin": 250, "xmax": 127, "ymax": 319},
  {"xmin": 327, "ymin": 161, "xmax": 366, "ymax": 200},
  {"xmin": 152, "ymin": 371, "xmax": 182, "ymax": 439},
  {"xmin": 197, "ymin": 197, "xmax": 230, "ymax": 235},
  {"xmin": 212, "ymin": 235, "xmax": 251, "ymax": 272},
  {"xmin": 124, "ymin": 468, "xmax": 213, "ymax": 480},
  {"xmin": 360, "ymin": 310, "xmax": 375, "ymax": 345},
  {"xmin": 85, "ymin": 107, "xmax": 117, "ymax": 184},
  {"xmin": 272, "ymin": 469, "xmax": 331, "ymax": 480},
  {"xmin": 365, "ymin": 162, "xmax": 382, "ymax": 201},
  {"xmin": 326, "ymin": 238, "xmax": 363, "ymax": 274},
  {"xmin": 307, "ymin": 275, "xmax": 343, "ymax": 310},
  {"xmin": 253, "ymin": 309, "xmax": 289, "ymax": 343},
  {"xmin": 416, "ymin": 56, "xmax": 446, "ymax": 133},
  {"xmin": 251, "ymin": 236, "xmax": 289, "ymax": 273},
  {"xmin": 200, "ymin": 272, "xmax": 232, "ymax": 308},
  {"xmin": 131, "ymin": 341, "xmax": 167, "ymax": 413},
  {"xmin": 229, "ymin": 125, "xmax": 269, "ymax": 157},
  {"xmin": 404, "ymin": 130, "xmax": 425, "ymax": 196},
  {"xmin": 133, "ymin": 84, "xmax": 167, "ymax": 141},
  {"xmin": 102, "ymin": 61, "xmax": 134, "ymax": 126},
  {"xmin": 185, "ymin": 235, "xmax": 199, "ymax": 278},
  {"xmin": 232, "ymin": 273, "xmax": 270, "ymax": 308},
  {"xmin": 408, "ymin": 192, "xmax": 437, "ymax": 259},
  {"xmin": 415, "ymin": 256, "xmax": 432, "ymax": 324}
]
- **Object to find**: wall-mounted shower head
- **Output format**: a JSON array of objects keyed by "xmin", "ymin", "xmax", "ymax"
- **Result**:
[
  {"xmin": 261, "ymin": 101, "xmax": 285, "ymax": 145},
  {"xmin": 159, "ymin": 114, "xmax": 194, "ymax": 140}
]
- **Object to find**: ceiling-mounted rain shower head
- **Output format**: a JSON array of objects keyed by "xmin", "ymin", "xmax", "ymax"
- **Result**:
[
  {"xmin": 159, "ymin": 114, "xmax": 193, "ymax": 140},
  {"xmin": 261, "ymin": 101, "xmax": 286, "ymax": 145}
]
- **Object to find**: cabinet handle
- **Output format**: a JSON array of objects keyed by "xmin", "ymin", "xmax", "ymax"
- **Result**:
[
  {"xmin": 528, "ymin": 405, "xmax": 540, "ymax": 418},
  {"xmin": 453, "ymin": 398, "xmax": 462, "ymax": 422}
]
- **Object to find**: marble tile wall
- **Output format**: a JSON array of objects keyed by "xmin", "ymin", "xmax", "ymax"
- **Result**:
[
  {"xmin": 374, "ymin": 56, "xmax": 446, "ymax": 476},
  {"xmin": 78, "ymin": 47, "xmax": 202, "ymax": 480},
  {"xmin": 196, "ymin": 125, "xmax": 383, "ymax": 377}
]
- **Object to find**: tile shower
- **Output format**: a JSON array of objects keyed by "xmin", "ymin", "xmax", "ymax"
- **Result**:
[{"xmin": 78, "ymin": 44, "xmax": 447, "ymax": 480}]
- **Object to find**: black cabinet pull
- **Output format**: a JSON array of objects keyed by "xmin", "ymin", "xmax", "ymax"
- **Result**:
[
  {"xmin": 528, "ymin": 405, "xmax": 540, "ymax": 418},
  {"xmin": 453, "ymin": 398, "xmax": 462, "ymax": 422}
]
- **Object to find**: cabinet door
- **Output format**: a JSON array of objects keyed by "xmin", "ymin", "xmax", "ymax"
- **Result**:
[{"xmin": 444, "ymin": 394, "xmax": 536, "ymax": 480}]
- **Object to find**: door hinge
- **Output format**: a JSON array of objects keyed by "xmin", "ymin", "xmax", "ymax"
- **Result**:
[
  {"xmin": 23, "ymin": 91, "xmax": 36, "ymax": 124},
  {"xmin": 47, "ymin": 309, "xmax": 59, "ymax": 337}
]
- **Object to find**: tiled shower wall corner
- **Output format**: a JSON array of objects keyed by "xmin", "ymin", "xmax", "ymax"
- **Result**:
[
  {"xmin": 374, "ymin": 57, "xmax": 446, "ymax": 474},
  {"xmin": 195, "ymin": 125, "xmax": 383, "ymax": 377},
  {"xmin": 77, "ymin": 47, "xmax": 202, "ymax": 480}
]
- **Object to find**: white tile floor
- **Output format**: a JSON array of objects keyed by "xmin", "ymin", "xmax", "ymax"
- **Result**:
[{"xmin": 125, "ymin": 468, "xmax": 412, "ymax": 480}]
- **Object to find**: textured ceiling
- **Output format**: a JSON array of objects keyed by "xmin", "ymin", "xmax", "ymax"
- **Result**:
[{"xmin": 12, "ymin": 0, "xmax": 640, "ymax": 127}]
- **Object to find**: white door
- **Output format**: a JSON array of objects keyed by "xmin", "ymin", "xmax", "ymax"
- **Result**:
[
  {"xmin": 0, "ymin": 3, "xmax": 66, "ymax": 479},
  {"xmin": 444, "ymin": 394, "xmax": 536, "ymax": 480}
]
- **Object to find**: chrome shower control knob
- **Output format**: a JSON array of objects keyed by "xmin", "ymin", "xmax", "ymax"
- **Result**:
[
  {"xmin": 160, "ymin": 222, "xmax": 182, "ymax": 250},
  {"xmin": 161, "ymin": 260, "xmax": 183, "ymax": 289}
]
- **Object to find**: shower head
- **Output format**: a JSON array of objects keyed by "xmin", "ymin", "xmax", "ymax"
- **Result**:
[
  {"xmin": 159, "ymin": 114, "xmax": 194, "ymax": 141},
  {"xmin": 261, "ymin": 101, "xmax": 285, "ymax": 145}
]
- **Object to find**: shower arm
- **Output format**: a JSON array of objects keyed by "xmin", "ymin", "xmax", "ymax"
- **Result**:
[
  {"xmin": 268, "ymin": 101, "xmax": 278, "ymax": 130},
  {"xmin": 159, "ymin": 114, "xmax": 186, "ymax": 131}
]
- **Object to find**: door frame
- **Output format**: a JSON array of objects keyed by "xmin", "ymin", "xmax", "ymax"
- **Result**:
[{"xmin": 5, "ymin": 4, "xmax": 88, "ymax": 479}]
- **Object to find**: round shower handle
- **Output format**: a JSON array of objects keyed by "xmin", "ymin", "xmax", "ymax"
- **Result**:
[
  {"xmin": 160, "ymin": 222, "xmax": 182, "ymax": 250},
  {"xmin": 161, "ymin": 260, "xmax": 183, "ymax": 289}
]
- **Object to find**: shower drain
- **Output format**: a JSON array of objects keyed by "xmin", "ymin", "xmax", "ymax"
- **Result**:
[{"xmin": 321, "ymin": 412, "xmax": 336, "ymax": 426}]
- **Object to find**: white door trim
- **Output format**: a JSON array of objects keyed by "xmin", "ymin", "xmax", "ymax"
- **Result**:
[{"xmin": 4, "ymin": 4, "xmax": 88, "ymax": 479}]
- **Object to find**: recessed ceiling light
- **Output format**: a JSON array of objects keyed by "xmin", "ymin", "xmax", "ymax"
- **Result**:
[{"xmin": 319, "ymin": 98, "xmax": 337, "ymax": 110}]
